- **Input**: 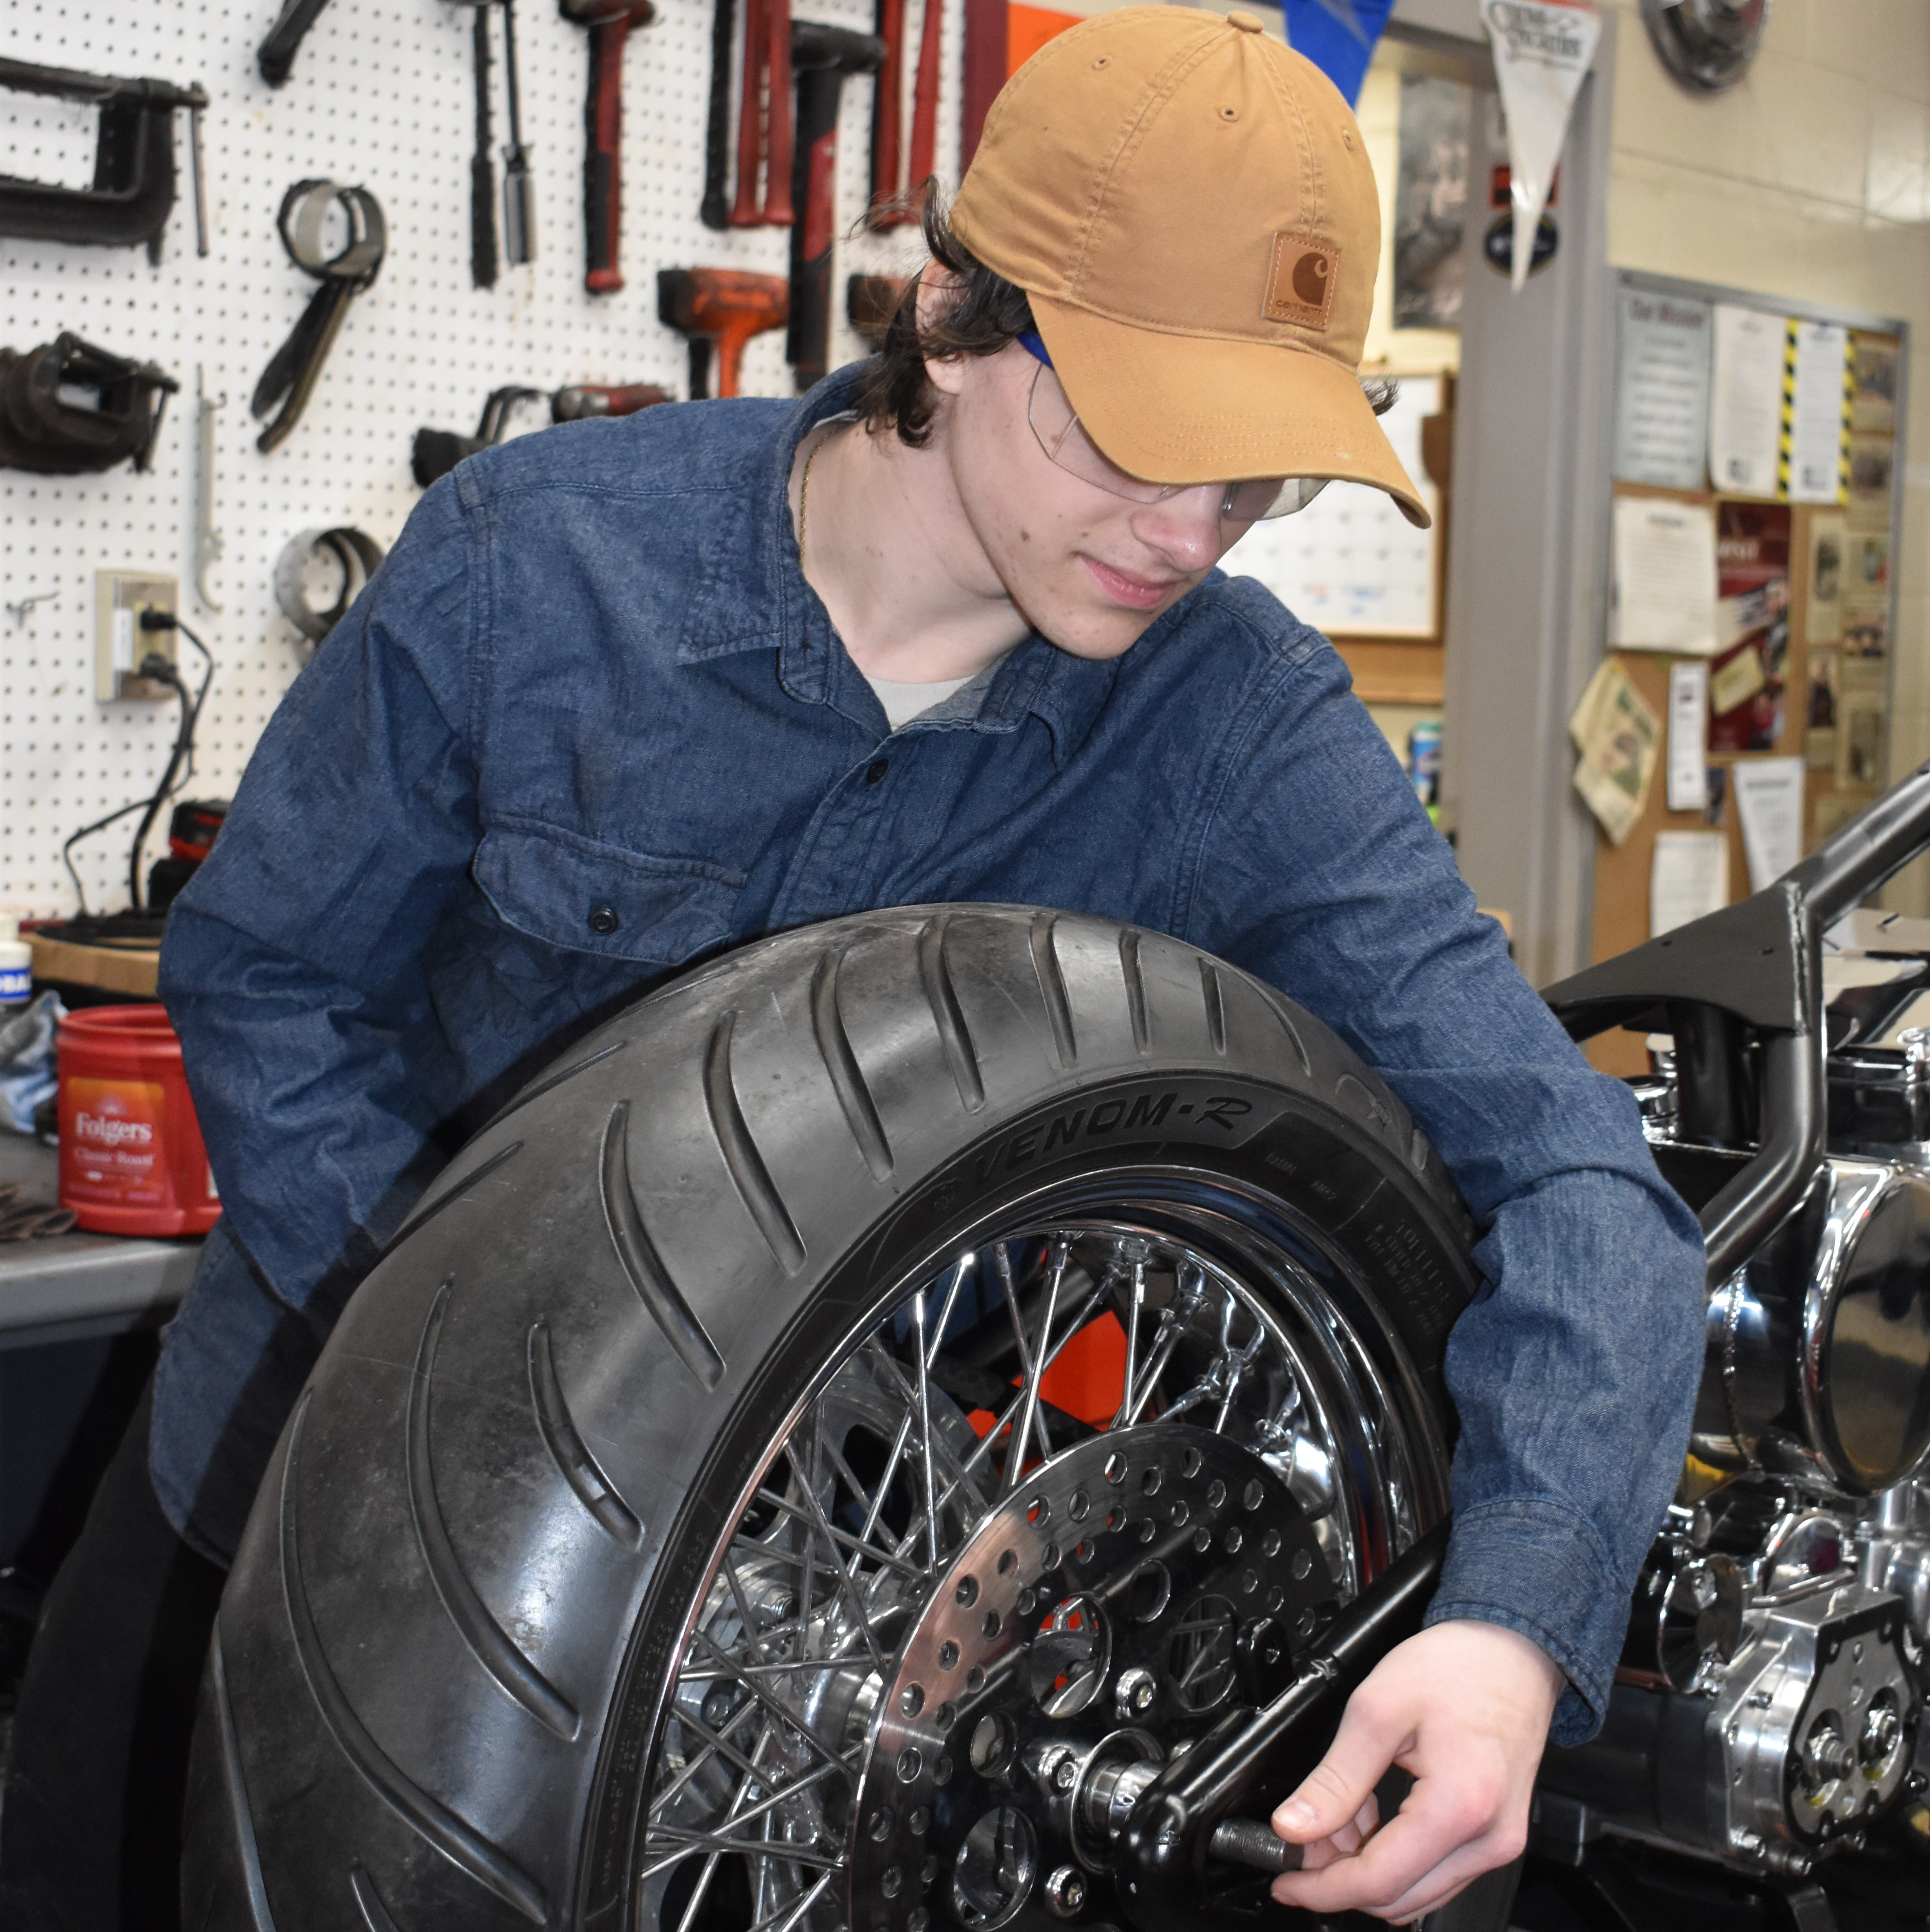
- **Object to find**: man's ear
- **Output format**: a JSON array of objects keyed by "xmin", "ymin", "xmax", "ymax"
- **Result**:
[{"xmin": 917, "ymin": 263, "xmax": 970, "ymax": 399}]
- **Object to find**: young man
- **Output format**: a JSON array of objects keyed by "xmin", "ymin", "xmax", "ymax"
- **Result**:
[{"xmin": 1, "ymin": 10, "xmax": 1706, "ymax": 1928}]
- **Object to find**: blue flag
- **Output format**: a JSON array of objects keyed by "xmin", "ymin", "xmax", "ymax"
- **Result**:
[{"xmin": 1282, "ymin": 0, "xmax": 1397, "ymax": 106}]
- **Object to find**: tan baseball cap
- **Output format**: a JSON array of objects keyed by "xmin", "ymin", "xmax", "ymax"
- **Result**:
[{"xmin": 950, "ymin": 6, "xmax": 1428, "ymax": 528}]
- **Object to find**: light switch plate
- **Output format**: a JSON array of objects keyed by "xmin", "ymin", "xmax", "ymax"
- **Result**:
[{"xmin": 96, "ymin": 570, "xmax": 179, "ymax": 701}]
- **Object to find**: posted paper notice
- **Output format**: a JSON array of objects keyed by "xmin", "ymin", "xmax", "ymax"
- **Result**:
[
  {"xmin": 1666, "ymin": 661, "xmax": 1708, "ymax": 813},
  {"xmin": 1652, "ymin": 831, "xmax": 1728, "ymax": 937},
  {"xmin": 1787, "ymin": 321, "xmax": 1849, "ymax": 504},
  {"xmin": 1733, "ymin": 756, "xmax": 1805, "ymax": 892},
  {"xmin": 1613, "ymin": 290, "xmax": 1711, "ymax": 491},
  {"xmin": 1711, "ymin": 304, "xmax": 1785, "ymax": 498},
  {"xmin": 1613, "ymin": 496, "xmax": 1718, "ymax": 654},
  {"xmin": 1570, "ymin": 656, "xmax": 1661, "ymax": 846}
]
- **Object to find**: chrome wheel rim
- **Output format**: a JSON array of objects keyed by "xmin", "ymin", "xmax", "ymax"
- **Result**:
[{"xmin": 639, "ymin": 1199, "xmax": 1449, "ymax": 1932}]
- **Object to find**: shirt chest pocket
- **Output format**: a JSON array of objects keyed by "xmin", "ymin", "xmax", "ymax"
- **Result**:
[{"xmin": 472, "ymin": 818, "xmax": 746, "ymax": 966}]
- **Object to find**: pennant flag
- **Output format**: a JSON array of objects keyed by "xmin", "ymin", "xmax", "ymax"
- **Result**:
[{"xmin": 1478, "ymin": 0, "xmax": 1601, "ymax": 292}]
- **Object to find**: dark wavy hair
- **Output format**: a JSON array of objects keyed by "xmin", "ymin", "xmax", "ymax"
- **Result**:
[{"xmin": 855, "ymin": 186, "xmax": 1398, "ymax": 447}]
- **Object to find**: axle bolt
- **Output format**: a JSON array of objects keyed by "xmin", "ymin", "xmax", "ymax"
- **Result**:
[
  {"xmin": 1116, "ymin": 1667, "xmax": 1158, "ymax": 1720},
  {"xmin": 1044, "ymin": 1865, "xmax": 1087, "ymax": 1918}
]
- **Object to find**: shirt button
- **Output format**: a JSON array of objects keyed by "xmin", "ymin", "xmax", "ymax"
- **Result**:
[
  {"xmin": 866, "ymin": 759, "xmax": 890, "ymax": 785},
  {"xmin": 588, "ymin": 904, "xmax": 620, "ymax": 935}
]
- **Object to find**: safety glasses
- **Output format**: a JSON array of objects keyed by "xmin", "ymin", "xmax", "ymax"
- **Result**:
[{"xmin": 1019, "ymin": 333, "xmax": 1328, "ymax": 522}]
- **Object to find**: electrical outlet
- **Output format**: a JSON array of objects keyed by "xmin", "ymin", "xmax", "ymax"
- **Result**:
[{"xmin": 96, "ymin": 570, "xmax": 179, "ymax": 702}]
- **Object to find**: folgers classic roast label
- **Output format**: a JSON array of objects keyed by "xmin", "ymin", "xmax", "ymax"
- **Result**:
[{"xmin": 62, "ymin": 1076, "xmax": 169, "ymax": 1208}]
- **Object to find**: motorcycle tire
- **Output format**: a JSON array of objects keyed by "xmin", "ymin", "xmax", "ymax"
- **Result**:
[{"xmin": 182, "ymin": 904, "xmax": 1481, "ymax": 1932}]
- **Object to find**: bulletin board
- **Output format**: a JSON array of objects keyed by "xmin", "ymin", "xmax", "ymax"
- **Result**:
[{"xmin": 1583, "ymin": 269, "xmax": 1908, "ymax": 1075}]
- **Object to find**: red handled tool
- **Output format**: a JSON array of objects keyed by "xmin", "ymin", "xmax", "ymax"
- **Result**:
[
  {"xmin": 904, "ymin": 0, "xmax": 942, "ymax": 209},
  {"xmin": 728, "ymin": 0, "xmax": 767, "ymax": 225},
  {"xmin": 559, "ymin": 0, "xmax": 657, "ymax": 293},
  {"xmin": 867, "ymin": 0, "xmax": 909, "ymax": 228},
  {"xmin": 658, "ymin": 268, "xmax": 787, "ymax": 399},
  {"xmin": 763, "ymin": 0, "xmax": 795, "ymax": 224}
]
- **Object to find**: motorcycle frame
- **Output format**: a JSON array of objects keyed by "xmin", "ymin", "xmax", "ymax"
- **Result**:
[{"xmin": 1544, "ymin": 758, "xmax": 1930, "ymax": 1288}]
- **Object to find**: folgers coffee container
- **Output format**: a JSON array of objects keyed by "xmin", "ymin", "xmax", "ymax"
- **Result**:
[{"xmin": 58, "ymin": 1005, "xmax": 220, "ymax": 1236}]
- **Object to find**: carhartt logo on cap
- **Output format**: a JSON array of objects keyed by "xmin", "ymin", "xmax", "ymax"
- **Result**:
[{"xmin": 1263, "ymin": 233, "xmax": 1339, "ymax": 330}]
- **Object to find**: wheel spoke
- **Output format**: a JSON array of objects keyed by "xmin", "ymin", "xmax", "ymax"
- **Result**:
[
  {"xmin": 782, "ymin": 1443, "xmax": 891, "ymax": 1678},
  {"xmin": 911, "ymin": 1286, "xmax": 941, "ymax": 1572},
  {"xmin": 1001, "ymin": 1238, "xmax": 1068, "ymax": 1492}
]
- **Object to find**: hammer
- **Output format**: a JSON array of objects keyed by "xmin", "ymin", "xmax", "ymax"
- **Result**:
[
  {"xmin": 559, "ymin": 0, "xmax": 656, "ymax": 292},
  {"xmin": 658, "ymin": 268, "xmax": 788, "ymax": 400},
  {"xmin": 787, "ymin": 21, "xmax": 886, "ymax": 390}
]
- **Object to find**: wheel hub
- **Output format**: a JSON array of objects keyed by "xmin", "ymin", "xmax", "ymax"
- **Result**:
[{"xmin": 848, "ymin": 1423, "xmax": 1334, "ymax": 1932}]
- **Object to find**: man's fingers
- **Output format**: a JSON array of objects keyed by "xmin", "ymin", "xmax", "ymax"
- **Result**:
[
  {"xmin": 1269, "ymin": 1771, "xmax": 1512, "ymax": 1919},
  {"xmin": 1271, "ymin": 1697, "xmax": 1406, "ymax": 1845},
  {"xmin": 1292, "ymin": 1794, "xmax": 1380, "ymax": 1871}
]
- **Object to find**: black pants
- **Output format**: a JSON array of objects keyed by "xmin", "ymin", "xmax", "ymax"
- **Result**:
[{"xmin": 0, "ymin": 1380, "xmax": 226, "ymax": 1932}]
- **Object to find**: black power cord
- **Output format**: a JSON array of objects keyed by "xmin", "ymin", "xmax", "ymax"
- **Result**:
[{"xmin": 61, "ymin": 611, "xmax": 215, "ymax": 915}]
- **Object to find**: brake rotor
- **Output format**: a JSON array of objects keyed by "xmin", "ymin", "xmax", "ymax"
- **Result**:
[{"xmin": 848, "ymin": 1423, "xmax": 1337, "ymax": 1932}]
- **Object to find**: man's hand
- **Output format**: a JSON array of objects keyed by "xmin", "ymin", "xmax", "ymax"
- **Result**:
[{"xmin": 1268, "ymin": 1619, "xmax": 1563, "ymax": 1925}]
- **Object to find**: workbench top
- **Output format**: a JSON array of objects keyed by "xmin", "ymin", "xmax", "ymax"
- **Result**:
[{"xmin": 0, "ymin": 1134, "xmax": 199, "ymax": 1350}]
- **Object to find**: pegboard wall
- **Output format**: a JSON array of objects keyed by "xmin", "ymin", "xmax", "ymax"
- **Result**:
[{"xmin": 0, "ymin": 0, "xmax": 956, "ymax": 916}]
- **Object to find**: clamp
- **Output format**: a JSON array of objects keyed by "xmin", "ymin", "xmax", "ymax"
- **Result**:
[
  {"xmin": 252, "ymin": 180, "xmax": 387, "ymax": 454},
  {"xmin": 0, "ymin": 56, "xmax": 208, "ymax": 261}
]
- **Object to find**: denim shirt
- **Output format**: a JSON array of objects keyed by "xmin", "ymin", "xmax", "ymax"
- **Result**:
[{"xmin": 154, "ymin": 363, "xmax": 1706, "ymax": 1743}]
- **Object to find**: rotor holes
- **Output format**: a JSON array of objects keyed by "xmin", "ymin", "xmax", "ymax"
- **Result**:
[
  {"xmin": 1266, "ymin": 1586, "xmax": 1286, "ymax": 1613},
  {"xmin": 1192, "ymin": 1527, "xmax": 1212, "ymax": 1553},
  {"xmin": 1041, "ymin": 1542, "xmax": 1062, "ymax": 1572},
  {"xmin": 1293, "ymin": 1608, "xmax": 1318, "ymax": 1640},
  {"xmin": 1029, "ymin": 1592, "xmax": 1112, "ymax": 1717},
  {"xmin": 1138, "ymin": 1519, "xmax": 1157, "ymax": 1544},
  {"xmin": 909, "ymin": 1913, "xmax": 929, "ymax": 1932},
  {"xmin": 910, "ymin": 1806, "xmax": 932, "ymax": 1835},
  {"xmin": 982, "ymin": 1610, "xmax": 1002, "ymax": 1639},
  {"xmin": 998, "ymin": 1549, "xmax": 1018, "ymax": 1577},
  {"xmin": 1205, "ymin": 1479, "xmax": 1227, "ymax": 1512},
  {"xmin": 1069, "ymin": 1488, "xmax": 1091, "ymax": 1521},
  {"xmin": 966, "ymin": 1665, "xmax": 987, "ymax": 1693},
  {"xmin": 1141, "ymin": 1467, "xmax": 1162, "ymax": 1497},
  {"xmin": 1243, "ymin": 1479, "xmax": 1265, "ymax": 1511},
  {"xmin": 1071, "ymin": 1540, "xmax": 1095, "ymax": 1566},
  {"xmin": 897, "ymin": 1746, "xmax": 924, "ymax": 1782},
  {"xmin": 952, "ymin": 1808, "xmax": 1037, "ymax": 1931},
  {"xmin": 1130, "ymin": 1560, "xmax": 1171, "ymax": 1623},
  {"xmin": 1182, "ymin": 1447, "xmax": 1203, "ymax": 1478},
  {"xmin": 969, "ymin": 1711, "xmax": 1017, "ymax": 1778},
  {"xmin": 1169, "ymin": 1501, "xmax": 1190, "ymax": 1528},
  {"xmin": 923, "ymin": 1859, "xmax": 941, "ymax": 1887},
  {"xmin": 934, "ymin": 1754, "xmax": 955, "ymax": 1787},
  {"xmin": 901, "ymin": 1684, "xmax": 926, "ymax": 1718},
  {"xmin": 1261, "ymin": 1529, "xmax": 1282, "ymax": 1557},
  {"xmin": 1027, "ymin": 1495, "xmax": 1051, "ymax": 1527},
  {"xmin": 935, "ymin": 1703, "xmax": 956, "ymax": 1730},
  {"xmin": 1224, "ymin": 1525, "xmax": 1243, "ymax": 1554},
  {"xmin": 1240, "ymin": 1568, "xmax": 1259, "ymax": 1594},
  {"xmin": 872, "ymin": 1808, "xmax": 896, "ymax": 1842},
  {"xmin": 938, "ymin": 1641, "xmax": 960, "ymax": 1671},
  {"xmin": 1015, "ymin": 1588, "xmax": 1035, "ymax": 1617},
  {"xmin": 883, "ymin": 1868, "xmax": 904, "ymax": 1899},
  {"xmin": 956, "ymin": 1574, "xmax": 980, "ymax": 1608},
  {"xmin": 1291, "ymin": 1549, "xmax": 1313, "ymax": 1580},
  {"xmin": 1169, "ymin": 1595, "xmax": 1240, "ymax": 1713},
  {"xmin": 1104, "ymin": 1452, "xmax": 1128, "ymax": 1485},
  {"xmin": 1106, "ymin": 1506, "xmax": 1126, "ymax": 1533}
]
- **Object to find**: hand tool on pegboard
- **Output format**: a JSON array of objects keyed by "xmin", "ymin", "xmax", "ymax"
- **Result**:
[
  {"xmin": 658, "ymin": 270, "xmax": 788, "ymax": 400},
  {"xmin": 848, "ymin": 274, "xmax": 909, "ymax": 348},
  {"xmin": 866, "ymin": 0, "xmax": 910, "ymax": 228},
  {"xmin": 252, "ymin": 181, "xmax": 386, "ymax": 454},
  {"xmin": 194, "ymin": 368, "xmax": 225, "ymax": 610},
  {"xmin": 788, "ymin": 23, "xmax": 887, "ymax": 392},
  {"xmin": 414, "ymin": 380, "xmax": 671, "ymax": 485},
  {"xmin": 0, "ymin": 336, "xmax": 178, "ymax": 475},
  {"xmin": 904, "ymin": 0, "xmax": 944, "ymax": 213},
  {"xmin": 274, "ymin": 527, "xmax": 387, "ymax": 651},
  {"xmin": 701, "ymin": 0, "xmax": 737, "ymax": 228},
  {"xmin": 443, "ymin": 0, "xmax": 500, "ymax": 287},
  {"xmin": 258, "ymin": 0, "xmax": 336, "ymax": 86},
  {"xmin": 0, "ymin": 57, "xmax": 209, "ymax": 262},
  {"xmin": 727, "ymin": 0, "xmax": 795, "ymax": 226},
  {"xmin": 501, "ymin": 0, "xmax": 537, "ymax": 264},
  {"xmin": 559, "ymin": 1, "xmax": 658, "ymax": 293}
]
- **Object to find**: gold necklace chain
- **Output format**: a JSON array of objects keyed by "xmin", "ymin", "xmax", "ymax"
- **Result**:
[{"xmin": 798, "ymin": 425, "xmax": 833, "ymax": 566}]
